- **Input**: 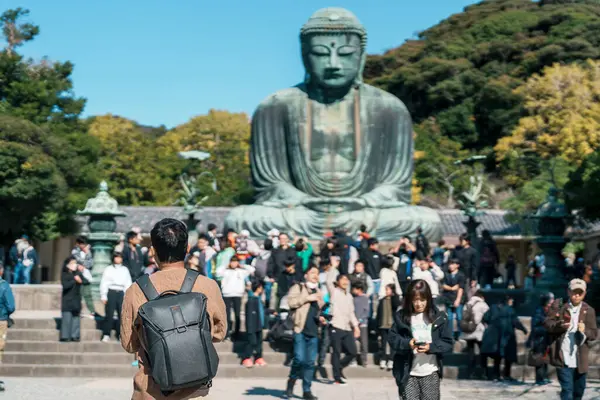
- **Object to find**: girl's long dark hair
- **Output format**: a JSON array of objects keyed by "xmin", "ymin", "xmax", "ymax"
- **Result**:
[{"xmin": 402, "ymin": 279, "xmax": 435, "ymax": 325}]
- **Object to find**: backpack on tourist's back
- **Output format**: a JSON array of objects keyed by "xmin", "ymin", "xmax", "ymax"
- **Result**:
[
  {"xmin": 136, "ymin": 269, "xmax": 219, "ymax": 392},
  {"xmin": 460, "ymin": 303, "xmax": 477, "ymax": 333}
]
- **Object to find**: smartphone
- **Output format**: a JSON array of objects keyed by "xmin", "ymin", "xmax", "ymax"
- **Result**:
[{"xmin": 414, "ymin": 341, "xmax": 426, "ymax": 347}]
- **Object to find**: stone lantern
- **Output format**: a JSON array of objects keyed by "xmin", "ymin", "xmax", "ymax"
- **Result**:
[
  {"xmin": 77, "ymin": 181, "xmax": 126, "ymax": 302},
  {"xmin": 529, "ymin": 187, "xmax": 573, "ymax": 299}
]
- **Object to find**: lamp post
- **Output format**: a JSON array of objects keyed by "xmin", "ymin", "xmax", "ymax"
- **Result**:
[
  {"xmin": 76, "ymin": 181, "xmax": 126, "ymax": 305},
  {"xmin": 176, "ymin": 151, "xmax": 218, "ymax": 244}
]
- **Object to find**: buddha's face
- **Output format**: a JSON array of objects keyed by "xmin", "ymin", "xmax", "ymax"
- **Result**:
[{"xmin": 305, "ymin": 33, "xmax": 361, "ymax": 89}]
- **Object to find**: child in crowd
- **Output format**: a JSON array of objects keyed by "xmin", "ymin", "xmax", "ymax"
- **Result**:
[
  {"xmin": 379, "ymin": 254, "xmax": 403, "ymax": 300},
  {"xmin": 217, "ymin": 256, "xmax": 254, "ymax": 340},
  {"xmin": 441, "ymin": 258, "xmax": 465, "ymax": 340},
  {"xmin": 352, "ymin": 281, "xmax": 370, "ymax": 367},
  {"xmin": 388, "ymin": 279, "xmax": 453, "ymax": 400},
  {"xmin": 378, "ymin": 284, "xmax": 401, "ymax": 370},
  {"xmin": 243, "ymin": 279, "xmax": 267, "ymax": 368}
]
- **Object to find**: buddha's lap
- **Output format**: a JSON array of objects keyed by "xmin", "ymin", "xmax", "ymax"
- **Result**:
[{"xmin": 224, "ymin": 204, "xmax": 442, "ymax": 240}]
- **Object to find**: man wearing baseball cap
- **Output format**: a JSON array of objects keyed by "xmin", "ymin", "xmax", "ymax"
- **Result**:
[{"xmin": 544, "ymin": 279, "xmax": 597, "ymax": 400}]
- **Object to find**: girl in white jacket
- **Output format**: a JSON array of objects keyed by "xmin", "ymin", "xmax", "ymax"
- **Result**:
[{"xmin": 217, "ymin": 256, "xmax": 254, "ymax": 340}]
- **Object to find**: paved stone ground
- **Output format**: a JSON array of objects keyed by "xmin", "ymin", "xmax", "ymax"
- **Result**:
[{"xmin": 3, "ymin": 378, "xmax": 600, "ymax": 400}]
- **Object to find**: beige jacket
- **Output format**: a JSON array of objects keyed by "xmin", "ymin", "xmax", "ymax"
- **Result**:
[
  {"xmin": 330, "ymin": 287, "xmax": 359, "ymax": 331},
  {"xmin": 287, "ymin": 283, "xmax": 325, "ymax": 334},
  {"xmin": 461, "ymin": 296, "xmax": 489, "ymax": 342},
  {"xmin": 120, "ymin": 267, "xmax": 227, "ymax": 400}
]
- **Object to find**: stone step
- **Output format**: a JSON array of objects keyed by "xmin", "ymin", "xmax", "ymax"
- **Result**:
[
  {"xmin": 2, "ymin": 352, "xmax": 136, "ymax": 365},
  {"xmin": 0, "ymin": 350, "xmax": 492, "ymax": 367},
  {"xmin": 12, "ymin": 318, "xmax": 104, "ymax": 330},
  {"xmin": 6, "ymin": 326, "xmax": 534, "ymax": 347},
  {"xmin": 12, "ymin": 316, "xmax": 533, "ymax": 331},
  {"xmin": 7, "ymin": 329, "xmax": 104, "ymax": 342},
  {"xmin": 4, "ymin": 341, "xmax": 124, "ymax": 353},
  {"xmin": 10, "ymin": 343, "xmax": 596, "ymax": 367},
  {"xmin": 0, "ymin": 338, "xmax": 532, "ymax": 356},
  {"xmin": 1, "ymin": 363, "xmax": 598, "ymax": 379}
]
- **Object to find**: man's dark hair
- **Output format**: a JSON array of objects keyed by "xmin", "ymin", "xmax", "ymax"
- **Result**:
[
  {"xmin": 251, "ymin": 278, "xmax": 264, "ymax": 293},
  {"xmin": 460, "ymin": 233, "xmax": 471, "ymax": 245},
  {"xmin": 126, "ymin": 231, "xmax": 138, "ymax": 242},
  {"xmin": 319, "ymin": 258, "xmax": 331, "ymax": 271},
  {"xmin": 367, "ymin": 238, "xmax": 378, "ymax": 247},
  {"xmin": 150, "ymin": 219, "xmax": 188, "ymax": 264},
  {"xmin": 359, "ymin": 224, "xmax": 367, "ymax": 232},
  {"xmin": 352, "ymin": 280, "xmax": 365, "ymax": 292},
  {"xmin": 263, "ymin": 238, "xmax": 273, "ymax": 251},
  {"xmin": 306, "ymin": 264, "xmax": 319, "ymax": 274},
  {"xmin": 207, "ymin": 223, "xmax": 217, "ymax": 232},
  {"xmin": 197, "ymin": 233, "xmax": 210, "ymax": 242},
  {"xmin": 76, "ymin": 236, "xmax": 87, "ymax": 245},
  {"xmin": 449, "ymin": 258, "xmax": 460, "ymax": 266}
]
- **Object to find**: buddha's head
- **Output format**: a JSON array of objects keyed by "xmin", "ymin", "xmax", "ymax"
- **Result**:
[{"xmin": 300, "ymin": 8, "xmax": 367, "ymax": 90}]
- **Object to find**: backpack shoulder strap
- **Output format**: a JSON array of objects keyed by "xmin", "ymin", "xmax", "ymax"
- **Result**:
[
  {"xmin": 180, "ymin": 269, "xmax": 200, "ymax": 293},
  {"xmin": 137, "ymin": 274, "xmax": 159, "ymax": 301}
]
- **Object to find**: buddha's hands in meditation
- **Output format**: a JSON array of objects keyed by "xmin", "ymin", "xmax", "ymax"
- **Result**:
[{"xmin": 302, "ymin": 197, "xmax": 368, "ymax": 212}]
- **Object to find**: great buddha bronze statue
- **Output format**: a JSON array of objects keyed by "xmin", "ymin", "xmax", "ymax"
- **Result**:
[{"xmin": 225, "ymin": 7, "xmax": 443, "ymax": 241}]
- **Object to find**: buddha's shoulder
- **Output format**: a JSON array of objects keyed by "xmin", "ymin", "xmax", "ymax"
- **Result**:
[
  {"xmin": 361, "ymin": 84, "xmax": 410, "ymax": 114},
  {"xmin": 256, "ymin": 86, "xmax": 307, "ymax": 109}
]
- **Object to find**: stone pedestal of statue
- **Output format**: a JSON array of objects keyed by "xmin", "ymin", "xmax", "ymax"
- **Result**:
[{"xmin": 225, "ymin": 7, "xmax": 442, "ymax": 241}]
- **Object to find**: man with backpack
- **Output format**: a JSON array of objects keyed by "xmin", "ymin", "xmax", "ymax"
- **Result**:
[{"xmin": 120, "ymin": 218, "xmax": 227, "ymax": 400}]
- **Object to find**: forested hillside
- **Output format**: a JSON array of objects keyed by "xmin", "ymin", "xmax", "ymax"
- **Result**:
[{"xmin": 365, "ymin": 0, "xmax": 600, "ymax": 212}]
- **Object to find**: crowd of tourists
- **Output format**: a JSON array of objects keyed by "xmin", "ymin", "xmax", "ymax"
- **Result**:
[
  {"xmin": 93, "ymin": 222, "xmax": 594, "ymax": 400},
  {"xmin": 0, "ymin": 221, "xmax": 597, "ymax": 400}
]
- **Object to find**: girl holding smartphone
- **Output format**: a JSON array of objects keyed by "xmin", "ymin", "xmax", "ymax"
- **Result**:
[{"xmin": 388, "ymin": 279, "xmax": 453, "ymax": 400}]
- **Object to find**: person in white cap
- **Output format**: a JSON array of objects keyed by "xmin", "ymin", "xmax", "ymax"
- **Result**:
[
  {"xmin": 268, "ymin": 229, "xmax": 281, "ymax": 249},
  {"xmin": 544, "ymin": 279, "xmax": 597, "ymax": 400}
]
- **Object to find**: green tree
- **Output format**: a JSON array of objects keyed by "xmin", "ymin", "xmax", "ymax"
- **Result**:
[
  {"xmin": 0, "ymin": 116, "xmax": 69, "ymax": 241},
  {"xmin": 0, "ymin": 8, "xmax": 99, "ymax": 240},
  {"xmin": 0, "ymin": 7, "xmax": 38, "ymax": 56},
  {"xmin": 502, "ymin": 158, "xmax": 574, "ymax": 216},
  {"xmin": 495, "ymin": 60, "xmax": 600, "ymax": 186},
  {"xmin": 158, "ymin": 110, "xmax": 253, "ymax": 206},
  {"xmin": 365, "ymin": 0, "xmax": 600, "ymax": 150},
  {"xmin": 88, "ymin": 115, "xmax": 180, "ymax": 206},
  {"xmin": 566, "ymin": 151, "xmax": 600, "ymax": 219},
  {"xmin": 413, "ymin": 118, "xmax": 472, "ymax": 208}
]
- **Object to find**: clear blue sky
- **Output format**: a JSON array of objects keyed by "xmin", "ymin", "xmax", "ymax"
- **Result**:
[{"xmin": 4, "ymin": 0, "xmax": 476, "ymax": 128}]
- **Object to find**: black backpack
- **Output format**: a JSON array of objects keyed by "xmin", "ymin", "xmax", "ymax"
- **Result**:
[
  {"xmin": 460, "ymin": 302, "xmax": 477, "ymax": 333},
  {"xmin": 136, "ymin": 269, "xmax": 219, "ymax": 393}
]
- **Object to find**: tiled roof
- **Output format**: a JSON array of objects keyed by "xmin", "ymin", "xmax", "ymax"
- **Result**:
[
  {"xmin": 438, "ymin": 209, "xmax": 523, "ymax": 237},
  {"xmin": 78, "ymin": 206, "xmax": 523, "ymax": 238}
]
